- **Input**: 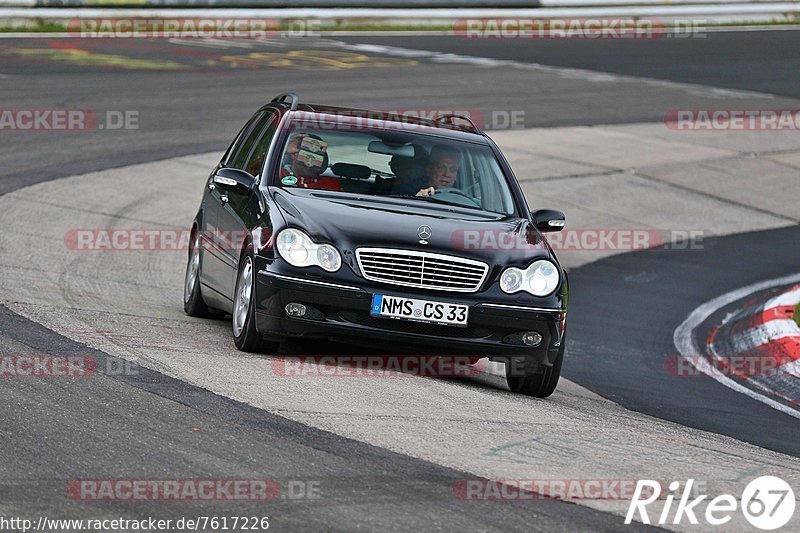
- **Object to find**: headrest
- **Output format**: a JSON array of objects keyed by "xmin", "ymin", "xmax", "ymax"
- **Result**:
[{"xmin": 331, "ymin": 162, "xmax": 371, "ymax": 180}]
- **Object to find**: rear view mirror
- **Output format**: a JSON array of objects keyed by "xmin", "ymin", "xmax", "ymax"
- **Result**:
[
  {"xmin": 368, "ymin": 141, "xmax": 415, "ymax": 157},
  {"xmin": 531, "ymin": 209, "xmax": 566, "ymax": 232}
]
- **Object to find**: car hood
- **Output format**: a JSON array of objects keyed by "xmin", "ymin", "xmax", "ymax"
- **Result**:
[{"xmin": 270, "ymin": 188, "xmax": 552, "ymax": 266}]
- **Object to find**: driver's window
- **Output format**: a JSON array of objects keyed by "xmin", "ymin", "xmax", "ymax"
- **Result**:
[
  {"xmin": 222, "ymin": 113, "xmax": 260, "ymax": 167},
  {"xmin": 230, "ymin": 113, "xmax": 272, "ymax": 172},
  {"xmin": 243, "ymin": 115, "xmax": 278, "ymax": 177}
]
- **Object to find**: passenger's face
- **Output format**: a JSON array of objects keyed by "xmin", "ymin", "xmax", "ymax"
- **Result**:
[
  {"xmin": 429, "ymin": 155, "xmax": 458, "ymax": 189},
  {"xmin": 288, "ymin": 135, "xmax": 325, "ymax": 178},
  {"xmin": 286, "ymin": 136, "xmax": 303, "ymax": 157},
  {"xmin": 291, "ymin": 159, "xmax": 322, "ymax": 178}
]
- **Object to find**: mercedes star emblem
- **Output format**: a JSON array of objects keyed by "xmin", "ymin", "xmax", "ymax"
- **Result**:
[{"xmin": 417, "ymin": 225, "xmax": 432, "ymax": 244}]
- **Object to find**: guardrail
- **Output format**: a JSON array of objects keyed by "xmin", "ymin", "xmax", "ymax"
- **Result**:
[
  {"xmin": 1, "ymin": 0, "xmax": 798, "ymax": 25},
  {"xmin": 15, "ymin": 1, "xmax": 542, "ymax": 6},
  {"xmin": 3, "ymin": 0, "xmax": 800, "ymax": 6}
]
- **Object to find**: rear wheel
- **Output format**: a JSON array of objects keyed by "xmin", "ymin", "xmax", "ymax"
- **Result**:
[
  {"xmin": 184, "ymin": 230, "xmax": 211, "ymax": 317},
  {"xmin": 505, "ymin": 339, "xmax": 565, "ymax": 398},
  {"xmin": 232, "ymin": 254, "xmax": 279, "ymax": 353}
]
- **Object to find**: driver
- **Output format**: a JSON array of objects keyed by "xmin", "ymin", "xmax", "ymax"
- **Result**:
[{"xmin": 415, "ymin": 144, "xmax": 460, "ymax": 197}]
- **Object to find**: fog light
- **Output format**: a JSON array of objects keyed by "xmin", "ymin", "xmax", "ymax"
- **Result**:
[
  {"xmin": 285, "ymin": 303, "xmax": 307, "ymax": 317},
  {"xmin": 522, "ymin": 331, "xmax": 542, "ymax": 346}
]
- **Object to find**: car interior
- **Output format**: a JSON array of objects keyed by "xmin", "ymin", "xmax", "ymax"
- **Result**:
[{"xmin": 276, "ymin": 129, "xmax": 516, "ymax": 215}]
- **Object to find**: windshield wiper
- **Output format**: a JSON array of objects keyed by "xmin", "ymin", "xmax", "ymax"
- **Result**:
[
  {"xmin": 383, "ymin": 193, "xmax": 481, "ymax": 210},
  {"xmin": 413, "ymin": 195, "xmax": 481, "ymax": 210}
]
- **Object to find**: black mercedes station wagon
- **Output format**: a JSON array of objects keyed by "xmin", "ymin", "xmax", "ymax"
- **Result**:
[{"xmin": 184, "ymin": 93, "xmax": 568, "ymax": 397}]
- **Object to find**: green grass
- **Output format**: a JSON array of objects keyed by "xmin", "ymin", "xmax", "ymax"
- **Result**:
[
  {"xmin": 0, "ymin": 22, "xmax": 68, "ymax": 33},
  {"xmin": 794, "ymin": 302, "xmax": 800, "ymax": 329},
  {"xmin": 715, "ymin": 19, "xmax": 800, "ymax": 27}
]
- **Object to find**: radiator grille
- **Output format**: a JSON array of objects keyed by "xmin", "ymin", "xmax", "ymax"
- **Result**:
[{"xmin": 356, "ymin": 248, "xmax": 488, "ymax": 293}]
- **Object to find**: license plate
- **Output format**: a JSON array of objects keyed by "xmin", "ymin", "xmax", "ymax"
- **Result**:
[{"xmin": 370, "ymin": 294, "xmax": 469, "ymax": 327}]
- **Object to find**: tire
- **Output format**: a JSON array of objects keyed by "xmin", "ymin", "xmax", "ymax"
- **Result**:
[
  {"xmin": 505, "ymin": 337, "xmax": 565, "ymax": 398},
  {"xmin": 184, "ymin": 229, "xmax": 211, "ymax": 317},
  {"xmin": 232, "ymin": 253, "xmax": 279, "ymax": 353}
]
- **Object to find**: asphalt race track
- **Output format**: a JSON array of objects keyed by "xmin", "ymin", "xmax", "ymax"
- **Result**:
[
  {"xmin": 1, "ymin": 30, "xmax": 799, "ymax": 530},
  {"xmin": 568, "ymin": 225, "xmax": 800, "ymax": 457},
  {"xmin": 338, "ymin": 31, "xmax": 800, "ymax": 98},
  {"xmin": 4, "ymin": 31, "xmax": 800, "ymax": 190}
]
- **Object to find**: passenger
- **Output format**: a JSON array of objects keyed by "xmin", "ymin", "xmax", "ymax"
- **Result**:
[
  {"xmin": 415, "ymin": 144, "xmax": 460, "ymax": 197},
  {"xmin": 281, "ymin": 133, "xmax": 341, "ymax": 191}
]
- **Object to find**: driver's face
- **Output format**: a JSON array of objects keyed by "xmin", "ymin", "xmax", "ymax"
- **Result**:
[{"xmin": 429, "ymin": 155, "xmax": 458, "ymax": 189}]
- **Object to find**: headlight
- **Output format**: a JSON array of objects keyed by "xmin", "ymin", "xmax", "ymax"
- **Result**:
[
  {"xmin": 316, "ymin": 244, "xmax": 341, "ymax": 272},
  {"xmin": 499, "ymin": 260, "xmax": 559, "ymax": 296},
  {"xmin": 276, "ymin": 228, "xmax": 341, "ymax": 272},
  {"xmin": 500, "ymin": 268, "xmax": 524, "ymax": 293}
]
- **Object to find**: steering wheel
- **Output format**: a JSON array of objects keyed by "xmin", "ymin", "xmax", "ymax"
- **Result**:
[
  {"xmin": 434, "ymin": 187, "xmax": 471, "ymax": 199},
  {"xmin": 433, "ymin": 187, "xmax": 480, "ymax": 207}
]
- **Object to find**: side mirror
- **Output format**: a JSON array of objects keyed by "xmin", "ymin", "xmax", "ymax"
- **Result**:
[
  {"xmin": 214, "ymin": 167, "xmax": 255, "ymax": 191},
  {"xmin": 531, "ymin": 209, "xmax": 566, "ymax": 232}
]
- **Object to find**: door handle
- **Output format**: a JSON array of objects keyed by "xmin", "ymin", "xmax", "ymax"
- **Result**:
[{"xmin": 219, "ymin": 194, "xmax": 229, "ymax": 205}]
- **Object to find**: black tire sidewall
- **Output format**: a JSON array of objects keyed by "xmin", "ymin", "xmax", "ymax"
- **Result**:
[
  {"xmin": 233, "ymin": 254, "xmax": 261, "ymax": 351},
  {"xmin": 184, "ymin": 229, "xmax": 209, "ymax": 317},
  {"xmin": 506, "ymin": 336, "xmax": 565, "ymax": 398}
]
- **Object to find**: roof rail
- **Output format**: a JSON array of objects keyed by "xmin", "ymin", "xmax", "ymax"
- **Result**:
[
  {"xmin": 432, "ymin": 113, "xmax": 483, "ymax": 134},
  {"xmin": 271, "ymin": 92, "xmax": 299, "ymax": 111}
]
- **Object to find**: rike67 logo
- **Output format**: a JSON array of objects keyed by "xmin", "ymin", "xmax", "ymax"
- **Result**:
[{"xmin": 626, "ymin": 476, "xmax": 795, "ymax": 530}]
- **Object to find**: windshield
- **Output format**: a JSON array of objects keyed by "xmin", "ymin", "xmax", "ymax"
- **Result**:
[{"xmin": 272, "ymin": 124, "xmax": 518, "ymax": 216}]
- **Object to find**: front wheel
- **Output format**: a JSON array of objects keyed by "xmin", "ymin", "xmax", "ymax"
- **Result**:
[
  {"xmin": 505, "ymin": 338, "xmax": 565, "ymax": 398},
  {"xmin": 232, "ymin": 254, "xmax": 279, "ymax": 353}
]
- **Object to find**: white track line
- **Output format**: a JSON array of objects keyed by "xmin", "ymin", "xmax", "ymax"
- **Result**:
[{"xmin": 674, "ymin": 272, "xmax": 800, "ymax": 420}]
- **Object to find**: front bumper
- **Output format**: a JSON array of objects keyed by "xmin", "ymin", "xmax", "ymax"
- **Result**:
[{"xmin": 254, "ymin": 266, "xmax": 566, "ymax": 366}]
